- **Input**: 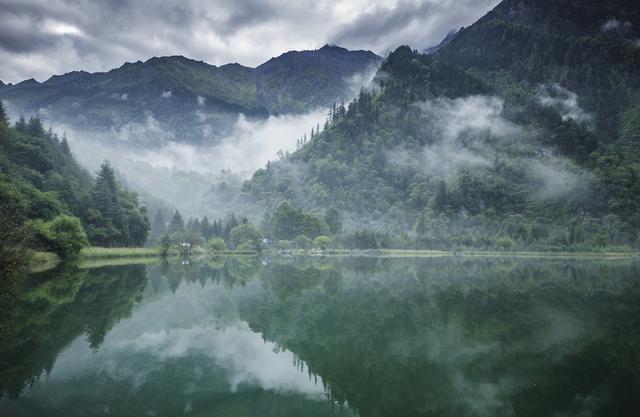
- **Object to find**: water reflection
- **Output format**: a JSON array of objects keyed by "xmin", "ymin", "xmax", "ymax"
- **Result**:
[{"xmin": 1, "ymin": 256, "xmax": 639, "ymax": 416}]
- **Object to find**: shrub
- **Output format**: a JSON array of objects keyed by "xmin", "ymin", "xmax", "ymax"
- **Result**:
[
  {"xmin": 294, "ymin": 235, "xmax": 312, "ymax": 250},
  {"xmin": 208, "ymin": 237, "xmax": 227, "ymax": 252},
  {"xmin": 34, "ymin": 215, "xmax": 88, "ymax": 258},
  {"xmin": 228, "ymin": 224, "xmax": 262, "ymax": 251},
  {"xmin": 313, "ymin": 235, "xmax": 332, "ymax": 251}
]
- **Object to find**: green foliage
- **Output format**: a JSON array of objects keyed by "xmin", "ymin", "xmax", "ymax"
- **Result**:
[
  {"xmin": 87, "ymin": 161, "xmax": 149, "ymax": 247},
  {"xmin": 242, "ymin": 4, "xmax": 640, "ymax": 250},
  {"xmin": 207, "ymin": 237, "xmax": 227, "ymax": 252},
  {"xmin": 167, "ymin": 210, "xmax": 185, "ymax": 235},
  {"xmin": 32, "ymin": 215, "xmax": 88, "ymax": 258},
  {"xmin": 294, "ymin": 235, "xmax": 312, "ymax": 250},
  {"xmin": 324, "ymin": 207, "xmax": 343, "ymax": 234},
  {"xmin": 264, "ymin": 202, "xmax": 329, "ymax": 241},
  {"xmin": 313, "ymin": 235, "xmax": 332, "ymax": 250},
  {"xmin": 228, "ymin": 223, "xmax": 262, "ymax": 251},
  {"xmin": 0, "ymin": 204, "xmax": 32, "ymax": 280}
]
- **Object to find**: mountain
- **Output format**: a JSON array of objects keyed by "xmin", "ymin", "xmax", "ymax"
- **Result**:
[
  {"xmin": 0, "ymin": 46, "xmax": 381, "ymax": 145},
  {"xmin": 240, "ymin": 0, "xmax": 640, "ymax": 250},
  {"xmin": 424, "ymin": 29, "xmax": 460, "ymax": 55}
]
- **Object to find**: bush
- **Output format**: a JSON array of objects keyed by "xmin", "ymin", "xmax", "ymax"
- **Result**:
[
  {"xmin": 294, "ymin": 235, "xmax": 312, "ymax": 250},
  {"xmin": 34, "ymin": 215, "xmax": 88, "ymax": 258},
  {"xmin": 235, "ymin": 240, "xmax": 258, "ymax": 253},
  {"xmin": 495, "ymin": 236, "xmax": 515, "ymax": 251},
  {"xmin": 313, "ymin": 235, "xmax": 332, "ymax": 251},
  {"xmin": 228, "ymin": 224, "xmax": 262, "ymax": 251},
  {"xmin": 207, "ymin": 237, "xmax": 227, "ymax": 252}
]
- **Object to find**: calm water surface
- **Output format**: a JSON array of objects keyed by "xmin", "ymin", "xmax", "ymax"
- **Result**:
[{"xmin": 1, "ymin": 256, "xmax": 639, "ymax": 416}]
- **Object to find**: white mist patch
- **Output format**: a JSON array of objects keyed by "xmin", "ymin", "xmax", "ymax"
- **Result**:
[
  {"xmin": 385, "ymin": 95, "xmax": 593, "ymax": 200},
  {"xmin": 386, "ymin": 96, "xmax": 521, "ymax": 177},
  {"xmin": 345, "ymin": 62, "xmax": 381, "ymax": 96},
  {"xmin": 537, "ymin": 84, "xmax": 592, "ymax": 125},
  {"xmin": 528, "ymin": 157, "xmax": 588, "ymax": 200},
  {"xmin": 134, "ymin": 109, "xmax": 327, "ymax": 175}
]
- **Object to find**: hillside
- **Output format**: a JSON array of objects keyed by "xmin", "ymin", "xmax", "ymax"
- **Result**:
[
  {"xmin": 0, "ymin": 46, "xmax": 381, "ymax": 145},
  {"xmin": 0, "ymin": 106, "xmax": 149, "ymax": 265},
  {"xmin": 240, "ymin": 0, "xmax": 640, "ymax": 250}
]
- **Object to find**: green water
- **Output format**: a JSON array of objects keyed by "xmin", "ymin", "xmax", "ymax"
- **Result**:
[{"xmin": 1, "ymin": 256, "xmax": 639, "ymax": 417}]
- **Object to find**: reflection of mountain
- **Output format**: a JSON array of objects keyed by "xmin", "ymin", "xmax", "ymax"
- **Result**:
[
  {"xmin": 0, "ymin": 264, "xmax": 148, "ymax": 399},
  {"xmin": 233, "ymin": 257, "xmax": 640, "ymax": 417},
  {"xmin": 2, "ymin": 258, "xmax": 639, "ymax": 416},
  {"xmin": 0, "ymin": 261, "xmax": 354, "ymax": 417}
]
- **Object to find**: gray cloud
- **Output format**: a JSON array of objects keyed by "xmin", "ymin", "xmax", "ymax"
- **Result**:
[{"xmin": 0, "ymin": 0, "xmax": 500, "ymax": 83}]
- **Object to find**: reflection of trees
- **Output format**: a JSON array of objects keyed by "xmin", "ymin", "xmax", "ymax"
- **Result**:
[
  {"xmin": 234, "ymin": 257, "xmax": 640, "ymax": 417},
  {"xmin": 146, "ymin": 257, "xmax": 260, "ymax": 293},
  {"xmin": 0, "ymin": 264, "xmax": 148, "ymax": 398}
]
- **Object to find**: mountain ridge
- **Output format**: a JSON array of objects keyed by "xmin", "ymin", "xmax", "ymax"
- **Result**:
[{"xmin": 0, "ymin": 46, "xmax": 382, "ymax": 145}]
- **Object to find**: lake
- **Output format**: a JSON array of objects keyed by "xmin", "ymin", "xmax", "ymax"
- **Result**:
[{"xmin": 1, "ymin": 256, "xmax": 639, "ymax": 416}]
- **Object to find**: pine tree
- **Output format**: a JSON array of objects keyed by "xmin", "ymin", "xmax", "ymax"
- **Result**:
[
  {"xmin": 60, "ymin": 133, "xmax": 71, "ymax": 155},
  {"xmin": 26, "ymin": 116, "xmax": 45, "ymax": 137},
  {"xmin": 200, "ymin": 216, "xmax": 212, "ymax": 240},
  {"xmin": 0, "ymin": 100, "xmax": 8, "ymax": 125},
  {"xmin": 150, "ymin": 210, "xmax": 166, "ymax": 242},
  {"xmin": 167, "ymin": 210, "xmax": 185, "ymax": 235},
  {"xmin": 15, "ymin": 115, "xmax": 26, "ymax": 132}
]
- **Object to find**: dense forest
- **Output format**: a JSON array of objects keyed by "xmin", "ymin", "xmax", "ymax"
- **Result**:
[
  {"xmin": 241, "ymin": 0, "xmax": 640, "ymax": 251},
  {"xmin": 0, "ymin": 101, "xmax": 149, "ymax": 275}
]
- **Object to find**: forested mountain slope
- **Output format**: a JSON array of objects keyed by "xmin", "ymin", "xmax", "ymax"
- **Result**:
[
  {"xmin": 0, "ymin": 104, "xmax": 149, "ymax": 255},
  {"xmin": 241, "ymin": 0, "xmax": 640, "ymax": 250},
  {"xmin": 0, "ymin": 46, "xmax": 381, "ymax": 145}
]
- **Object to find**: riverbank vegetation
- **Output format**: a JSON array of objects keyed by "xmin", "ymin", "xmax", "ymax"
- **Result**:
[{"xmin": 0, "ymin": 103, "xmax": 150, "ymax": 277}]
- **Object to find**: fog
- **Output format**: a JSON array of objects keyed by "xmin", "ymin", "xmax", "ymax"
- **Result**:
[
  {"xmin": 50, "ymin": 106, "xmax": 328, "ymax": 219},
  {"xmin": 385, "ymin": 95, "xmax": 592, "ymax": 201},
  {"xmin": 134, "ymin": 109, "xmax": 327, "ymax": 174},
  {"xmin": 536, "ymin": 84, "xmax": 593, "ymax": 125}
]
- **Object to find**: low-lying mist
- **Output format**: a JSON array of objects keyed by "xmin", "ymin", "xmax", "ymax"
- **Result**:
[{"xmin": 53, "ymin": 107, "xmax": 328, "ymax": 219}]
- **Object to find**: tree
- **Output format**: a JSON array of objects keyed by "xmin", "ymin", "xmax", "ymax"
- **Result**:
[
  {"xmin": 0, "ymin": 100, "xmax": 8, "ymax": 126},
  {"xmin": 228, "ymin": 223, "xmax": 262, "ymax": 251},
  {"xmin": 90, "ymin": 161, "xmax": 125, "ymax": 246},
  {"xmin": 15, "ymin": 115, "xmax": 26, "ymax": 132},
  {"xmin": 0, "ymin": 204, "xmax": 32, "ymax": 280},
  {"xmin": 60, "ymin": 133, "xmax": 71, "ymax": 155},
  {"xmin": 294, "ymin": 234, "xmax": 312, "ymax": 250},
  {"xmin": 313, "ymin": 235, "xmax": 332, "ymax": 251},
  {"xmin": 35, "ymin": 215, "xmax": 88, "ymax": 258},
  {"xmin": 150, "ymin": 210, "xmax": 166, "ymax": 243},
  {"xmin": 200, "ymin": 216, "xmax": 212, "ymax": 240},
  {"xmin": 207, "ymin": 237, "xmax": 227, "ymax": 252},
  {"xmin": 167, "ymin": 210, "xmax": 185, "ymax": 235},
  {"xmin": 159, "ymin": 235, "xmax": 171, "ymax": 257},
  {"xmin": 26, "ymin": 116, "xmax": 45, "ymax": 137},
  {"xmin": 324, "ymin": 207, "xmax": 343, "ymax": 235}
]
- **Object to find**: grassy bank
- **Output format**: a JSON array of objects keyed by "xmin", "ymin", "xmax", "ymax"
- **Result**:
[
  {"xmin": 79, "ymin": 247, "xmax": 163, "ymax": 259},
  {"xmin": 314, "ymin": 249, "xmax": 640, "ymax": 259}
]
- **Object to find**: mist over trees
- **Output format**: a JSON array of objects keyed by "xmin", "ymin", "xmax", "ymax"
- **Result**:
[{"xmin": 0, "ymin": 104, "xmax": 149, "ymax": 268}]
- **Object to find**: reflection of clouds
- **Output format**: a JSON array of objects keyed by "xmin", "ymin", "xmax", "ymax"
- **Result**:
[
  {"xmin": 48, "ymin": 281, "xmax": 324, "ymax": 397},
  {"xmin": 116, "ymin": 324, "xmax": 324, "ymax": 395}
]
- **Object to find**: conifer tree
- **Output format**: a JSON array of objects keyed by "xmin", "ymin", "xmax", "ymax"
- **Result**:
[
  {"xmin": 60, "ymin": 133, "xmax": 71, "ymax": 155},
  {"xmin": 167, "ymin": 210, "xmax": 185, "ymax": 235},
  {"xmin": 0, "ymin": 100, "xmax": 8, "ymax": 126},
  {"xmin": 150, "ymin": 210, "xmax": 166, "ymax": 242},
  {"xmin": 15, "ymin": 115, "xmax": 26, "ymax": 132},
  {"xmin": 26, "ymin": 116, "xmax": 45, "ymax": 137}
]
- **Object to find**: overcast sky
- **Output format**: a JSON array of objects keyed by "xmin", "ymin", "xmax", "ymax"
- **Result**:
[{"xmin": 0, "ymin": 0, "xmax": 500, "ymax": 84}]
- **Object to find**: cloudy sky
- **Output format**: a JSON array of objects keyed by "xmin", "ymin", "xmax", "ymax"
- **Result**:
[{"xmin": 0, "ymin": 0, "xmax": 500, "ymax": 84}]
